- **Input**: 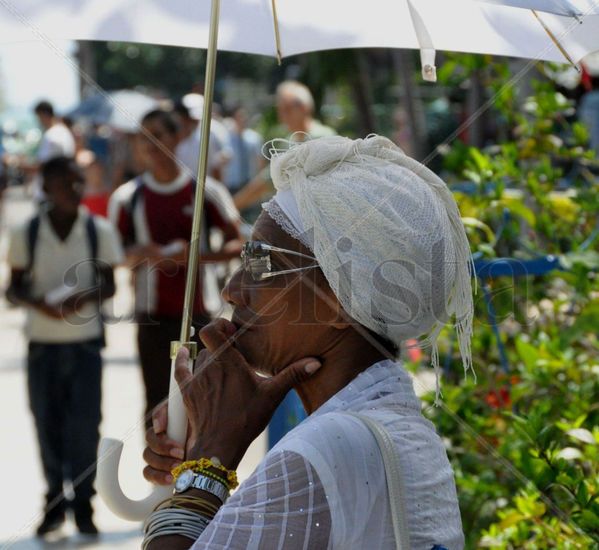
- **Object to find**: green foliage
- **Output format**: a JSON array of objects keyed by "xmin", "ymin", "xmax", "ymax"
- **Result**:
[
  {"xmin": 418, "ymin": 56, "xmax": 599, "ymax": 549},
  {"xmin": 90, "ymin": 41, "xmax": 277, "ymax": 98}
]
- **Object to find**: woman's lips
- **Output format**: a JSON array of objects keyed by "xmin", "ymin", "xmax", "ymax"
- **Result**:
[
  {"xmin": 231, "ymin": 311, "xmax": 253, "ymax": 331},
  {"xmin": 232, "ymin": 306, "xmax": 278, "ymax": 332}
]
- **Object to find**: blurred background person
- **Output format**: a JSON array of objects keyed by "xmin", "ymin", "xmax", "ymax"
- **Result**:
[
  {"xmin": 578, "ymin": 73, "xmax": 599, "ymax": 159},
  {"xmin": 78, "ymin": 149, "xmax": 110, "ymax": 218},
  {"xmin": 5, "ymin": 156, "xmax": 122, "ymax": 538},
  {"xmin": 275, "ymin": 80, "xmax": 335, "ymax": 139},
  {"xmin": 33, "ymin": 101, "xmax": 76, "ymax": 165},
  {"xmin": 108, "ymin": 109, "xmax": 242, "ymax": 424},
  {"xmin": 223, "ymin": 104, "xmax": 265, "ymax": 224},
  {"xmin": 234, "ymin": 81, "xmax": 336, "ymax": 218},
  {"xmin": 174, "ymin": 93, "xmax": 232, "ymax": 182},
  {"xmin": 16, "ymin": 101, "xmax": 76, "ymax": 202}
]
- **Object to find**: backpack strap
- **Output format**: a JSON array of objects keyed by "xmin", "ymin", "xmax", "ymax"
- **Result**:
[
  {"xmin": 85, "ymin": 214, "xmax": 98, "ymax": 263},
  {"xmin": 84, "ymin": 213, "xmax": 106, "ymax": 347},
  {"xmin": 26, "ymin": 215, "xmax": 41, "ymax": 275}
]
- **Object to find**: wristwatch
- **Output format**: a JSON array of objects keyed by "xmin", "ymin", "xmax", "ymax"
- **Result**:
[{"xmin": 174, "ymin": 470, "xmax": 230, "ymax": 503}]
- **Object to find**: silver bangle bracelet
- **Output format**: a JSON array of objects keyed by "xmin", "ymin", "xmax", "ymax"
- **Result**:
[{"xmin": 142, "ymin": 508, "xmax": 211, "ymax": 549}]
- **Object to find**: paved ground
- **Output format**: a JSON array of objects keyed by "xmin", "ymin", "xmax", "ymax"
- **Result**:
[{"xmin": 0, "ymin": 188, "xmax": 266, "ymax": 549}]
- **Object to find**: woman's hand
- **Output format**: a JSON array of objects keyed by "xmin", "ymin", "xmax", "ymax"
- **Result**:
[
  {"xmin": 176, "ymin": 318, "xmax": 321, "ymax": 470},
  {"xmin": 143, "ymin": 402, "xmax": 185, "ymax": 486},
  {"xmin": 141, "ymin": 319, "xmax": 320, "ymax": 483}
]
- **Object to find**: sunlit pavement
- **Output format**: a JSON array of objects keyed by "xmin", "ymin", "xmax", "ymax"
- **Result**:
[{"xmin": 0, "ymin": 187, "xmax": 266, "ymax": 550}]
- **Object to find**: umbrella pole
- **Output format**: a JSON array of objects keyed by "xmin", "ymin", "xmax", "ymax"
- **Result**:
[
  {"xmin": 96, "ymin": 0, "xmax": 222, "ymax": 522},
  {"xmin": 166, "ymin": 0, "xmax": 221, "ymax": 447},
  {"xmin": 179, "ymin": 0, "xmax": 221, "ymax": 345}
]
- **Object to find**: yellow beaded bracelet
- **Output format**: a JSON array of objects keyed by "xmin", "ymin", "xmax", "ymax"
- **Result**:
[{"xmin": 171, "ymin": 457, "xmax": 239, "ymax": 490}]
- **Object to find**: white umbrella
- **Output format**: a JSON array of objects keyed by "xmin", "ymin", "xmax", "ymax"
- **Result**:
[
  {"xmin": 479, "ymin": 0, "xmax": 599, "ymax": 17},
  {"xmin": 3, "ymin": 0, "xmax": 599, "ymax": 523},
  {"xmin": 2, "ymin": 1, "xmax": 599, "ymax": 79}
]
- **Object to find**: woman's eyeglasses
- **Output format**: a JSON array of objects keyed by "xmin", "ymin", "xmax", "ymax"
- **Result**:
[{"xmin": 241, "ymin": 241, "xmax": 318, "ymax": 281}]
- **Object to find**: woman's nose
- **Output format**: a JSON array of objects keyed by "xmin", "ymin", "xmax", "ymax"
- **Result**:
[{"xmin": 221, "ymin": 268, "xmax": 246, "ymax": 306}]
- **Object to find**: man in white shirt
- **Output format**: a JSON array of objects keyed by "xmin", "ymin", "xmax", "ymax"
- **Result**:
[
  {"xmin": 6, "ymin": 156, "xmax": 123, "ymax": 538},
  {"xmin": 174, "ymin": 94, "xmax": 232, "ymax": 182},
  {"xmin": 34, "ymin": 101, "xmax": 76, "ymax": 163},
  {"xmin": 25, "ymin": 101, "xmax": 76, "ymax": 202}
]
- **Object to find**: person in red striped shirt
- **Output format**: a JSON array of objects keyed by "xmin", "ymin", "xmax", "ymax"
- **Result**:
[{"xmin": 108, "ymin": 109, "xmax": 242, "ymax": 424}]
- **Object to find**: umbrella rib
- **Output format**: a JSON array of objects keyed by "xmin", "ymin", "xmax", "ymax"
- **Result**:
[
  {"xmin": 407, "ymin": 0, "xmax": 437, "ymax": 82},
  {"xmin": 531, "ymin": 9, "xmax": 579, "ymax": 70},
  {"xmin": 271, "ymin": 0, "xmax": 283, "ymax": 65}
]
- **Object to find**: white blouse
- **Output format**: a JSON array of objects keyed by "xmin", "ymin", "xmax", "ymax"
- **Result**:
[{"xmin": 192, "ymin": 360, "xmax": 464, "ymax": 549}]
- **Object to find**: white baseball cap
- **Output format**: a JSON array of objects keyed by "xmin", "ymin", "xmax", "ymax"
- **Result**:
[{"xmin": 182, "ymin": 93, "xmax": 204, "ymax": 121}]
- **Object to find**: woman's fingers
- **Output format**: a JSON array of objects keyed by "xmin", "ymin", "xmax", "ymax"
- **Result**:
[
  {"xmin": 143, "ymin": 465, "xmax": 174, "ymax": 486},
  {"xmin": 198, "ymin": 319, "xmax": 246, "ymax": 364},
  {"xmin": 264, "ymin": 357, "xmax": 322, "ymax": 404},
  {"xmin": 151, "ymin": 402, "xmax": 168, "ymax": 434},
  {"xmin": 174, "ymin": 346, "xmax": 194, "ymax": 399},
  {"xmin": 145, "ymin": 426, "xmax": 185, "ymax": 459},
  {"xmin": 143, "ymin": 446, "xmax": 181, "ymax": 475}
]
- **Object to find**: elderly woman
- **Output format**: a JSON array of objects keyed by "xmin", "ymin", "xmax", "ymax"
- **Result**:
[{"xmin": 142, "ymin": 136, "xmax": 473, "ymax": 549}]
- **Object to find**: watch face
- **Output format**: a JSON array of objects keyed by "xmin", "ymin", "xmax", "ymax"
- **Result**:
[{"xmin": 175, "ymin": 469, "xmax": 195, "ymax": 493}]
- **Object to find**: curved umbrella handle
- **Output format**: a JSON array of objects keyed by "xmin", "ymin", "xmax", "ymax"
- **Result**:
[{"xmin": 97, "ymin": 353, "xmax": 192, "ymax": 521}]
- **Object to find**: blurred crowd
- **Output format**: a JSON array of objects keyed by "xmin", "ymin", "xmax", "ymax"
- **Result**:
[{"xmin": 0, "ymin": 80, "xmax": 335, "ymax": 225}]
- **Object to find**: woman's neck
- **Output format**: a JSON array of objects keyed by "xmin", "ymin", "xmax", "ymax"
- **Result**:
[{"xmin": 295, "ymin": 329, "xmax": 389, "ymax": 415}]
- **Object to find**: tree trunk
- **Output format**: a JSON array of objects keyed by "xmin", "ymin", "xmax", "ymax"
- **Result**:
[
  {"xmin": 392, "ymin": 50, "xmax": 428, "ymax": 160},
  {"xmin": 467, "ymin": 68, "xmax": 485, "ymax": 148},
  {"xmin": 352, "ymin": 50, "xmax": 376, "ymax": 135},
  {"xmin": 76, "ymin": 41, "xmax": 97, "ymax": 100}
]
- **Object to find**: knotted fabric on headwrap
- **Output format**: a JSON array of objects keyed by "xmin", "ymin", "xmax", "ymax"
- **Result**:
[{"xmin": 262, "ymin": 135, "xmax": 475, "ymax": 399}]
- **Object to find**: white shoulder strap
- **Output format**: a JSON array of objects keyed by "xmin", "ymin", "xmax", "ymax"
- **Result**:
[{"xmin": 345, "ymin": 412, "xmax": 411, "ymax": 550}]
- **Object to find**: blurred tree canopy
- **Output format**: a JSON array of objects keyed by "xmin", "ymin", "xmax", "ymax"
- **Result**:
[{"xmin": 85, "ymin": 42, "xmax": 413, "ymax": 137}]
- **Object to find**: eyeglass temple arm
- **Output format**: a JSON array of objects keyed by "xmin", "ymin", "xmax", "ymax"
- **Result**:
[
  {"xmin": 259, "ymin": 265, "xmax": 319, "ymax": 280},
  {"xmin": 259, "ymin": 243, "xmax": 317, "ymax": 261}
]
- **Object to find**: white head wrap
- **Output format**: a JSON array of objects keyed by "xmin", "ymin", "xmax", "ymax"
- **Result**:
[{"xmin": 262, "ymin": 135, "xmax": 475, "ymax": 398}]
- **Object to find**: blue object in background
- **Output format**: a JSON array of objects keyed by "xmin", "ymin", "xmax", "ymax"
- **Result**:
[{"xmin": 268, "ymin": 390, "xmax": 307, "ymax": 449}]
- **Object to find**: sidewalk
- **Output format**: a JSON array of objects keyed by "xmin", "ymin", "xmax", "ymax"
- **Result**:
[{"xmin": 0, "ymin": 188, "xmax": 266, "ymax": 549}]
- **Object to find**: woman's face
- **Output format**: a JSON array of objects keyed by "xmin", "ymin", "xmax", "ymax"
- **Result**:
[{"xmin": 222, "ymin": 212, "xmax": 342, "ymax": 376}]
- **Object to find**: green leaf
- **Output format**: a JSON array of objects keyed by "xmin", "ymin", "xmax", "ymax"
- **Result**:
[
  {"xmin": 577, "ymin": 510, "xmax": 599, "ymax": 530},
  {"xmin": 576, "ymin": 481, "xmax": 589, "ymax": 507},
  {"xmin": 495, "ymin": 198, "xmax": 536, "ymax": 227},
  {"xmin": 556, "ymin": 447, "xmax": 583, "ymax": 461},
  {"xmin": 567, "ymin": 428, "xmax": 596, "ymax": 445},
  {"xmin": 462, "ymin": 217, "xmax": 496, "ymax": 243},
  {"xmin": 515, "ymin": 338, "xmax": 540, "ymax": 370},
  {"xmin": 560, "ymin": 251, "xmax": 599, "ymax": 270},
  {"xmin": 536, "ymin": 425, "xmax": 559, "ymax": 451},
  {"xmin": 469, "ymin": 148, "xmax": 492, "ymax": 173}
]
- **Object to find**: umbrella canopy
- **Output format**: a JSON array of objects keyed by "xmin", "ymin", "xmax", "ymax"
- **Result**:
[
  {"xmin": 480, "ymin": 0, "xmax": 599, "ymax": 16},
  {"xmin": 67, "ymin": 89, "xmax": 159, "ymax": 132},
  {"xmin": 1, "ymin": 0, "xmax": 599, "ymax": 75}
]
